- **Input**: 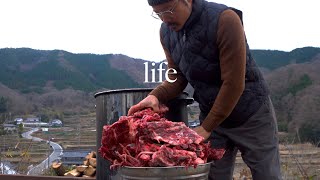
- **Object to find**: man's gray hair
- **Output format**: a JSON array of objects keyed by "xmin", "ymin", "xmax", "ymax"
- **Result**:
[{"xmin": 148, "ymin": 0, "xmax": 173, "ymax": 6}]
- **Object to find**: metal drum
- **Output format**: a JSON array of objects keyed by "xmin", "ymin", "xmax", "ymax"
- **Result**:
[
  {"xmin": 95, "ymin": 88, "xmax": 194, "ymax": 180},
  {"xmin": 118, "ymin": 163, "xmax": 211, "ymax": 180}
]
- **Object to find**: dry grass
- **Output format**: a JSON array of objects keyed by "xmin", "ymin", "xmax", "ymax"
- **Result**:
[
  {"xmin": 233, "ymin": 143, "xmax": 320, "ymax": 180},
  {"xmin": 0, "ymin": 131, "xmax": 52, "ymax": 174}
]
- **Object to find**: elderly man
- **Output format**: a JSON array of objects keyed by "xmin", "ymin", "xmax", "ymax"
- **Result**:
[{"xmin": 128, "ymin": 0, "xmax": 282, "ymax": 179}]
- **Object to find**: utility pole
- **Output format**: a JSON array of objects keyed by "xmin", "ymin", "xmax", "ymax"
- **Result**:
[
  {"xmin": 43, "ymin": 127, "xmax": 50, "ymax": 170},
  {"xmin": 0, "ymin": 115, "xmax": 4, "ymax": 174},
  {"xmin": 1, "ymin": 121, "xmax": 6, "ymax": 174},
  {"xmin": 77, "ymin": 114, "xmax": 81, "ymax": 146},
  {"xmin": 0, "ymin": 133, "xmax": 2, "ymax": 174},
  {"xmin": 1, "ymin": 124, "xmax": 2, "ymax": 174},
  {"xmin": 48, "ymin": 139, "xmax": 50, "ymax": 169},
  {"xmin": 47, "ymin": 129, "xmax": 50, "ymax": 169},
  {"xmin": 2, "ymin": 134, "xmax": 5, "ymax": 174}
]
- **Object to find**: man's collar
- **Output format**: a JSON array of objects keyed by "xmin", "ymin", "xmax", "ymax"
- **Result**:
[{"xmin": 182, "ymin": 0, "xmax": 204, "ymax": 31}]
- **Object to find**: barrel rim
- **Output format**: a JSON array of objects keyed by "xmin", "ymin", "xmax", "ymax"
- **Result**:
[
  {"xmin": 94, "ymin": 88, "xmax": 154, "ymax": 98},
  {"xmin": 94, "ymin": 88, "xmax": 189, "ymax": 98}
]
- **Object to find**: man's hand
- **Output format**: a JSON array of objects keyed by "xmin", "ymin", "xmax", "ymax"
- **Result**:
[
  {"xmin": 192, "ymin": 126, "xmax": 211, "ymax": 141},
  {"xmin": 128, "ymin": 95, "xmax": 160, "ymax": 115}
]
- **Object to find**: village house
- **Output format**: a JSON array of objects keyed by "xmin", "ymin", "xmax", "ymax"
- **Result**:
[
  {"xmin": 50, "ymin": 119, "xmax": 63, "ymax": 127},
  {"xmin": 60, "ymin": 150, "xmax": 90, "ymax": 166},
  {"xmin": 3, "ymin": 124, "xmax": 16, "ymax": 133},
  {"xmin": 22, "ymin": 117, "xmax": 49, "ymax": 127},
  {"xmin": 25, "ymin": 117, "xmax": 40, "ymax": 122},
  {"xmin": 14, "ymin": 118, "xmax": 23, "ymax": 124}
]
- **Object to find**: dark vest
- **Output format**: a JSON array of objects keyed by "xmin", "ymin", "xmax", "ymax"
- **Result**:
[{"xmin": 160, "ymin": 0, "xmax": 270, "ymax": 128}]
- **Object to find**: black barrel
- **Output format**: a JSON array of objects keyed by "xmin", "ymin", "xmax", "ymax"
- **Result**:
[
  {"xmin": 94, "ymin": 88, "xmax": 193, "ymax": 180},
  {"xmin": 164, "ymin": 91, "xmax": 194, "ymax": 125}
]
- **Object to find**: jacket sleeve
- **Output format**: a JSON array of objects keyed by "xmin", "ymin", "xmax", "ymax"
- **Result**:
[{"xmin": 201, "ymin": 9, "xmax": 246, "ymax": 132}]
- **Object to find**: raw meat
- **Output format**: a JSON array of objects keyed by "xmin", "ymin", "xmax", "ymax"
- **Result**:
[{"xmin": 99, "ymin": 108, "xmax": 225, "ymax": 169}]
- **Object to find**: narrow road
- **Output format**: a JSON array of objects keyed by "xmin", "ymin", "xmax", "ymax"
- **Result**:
[
  {"xmin": 22, "ymin": 128, "xmax": 63, "ymax": 175},
  {"xmin": 0, "ymin": 162, "xmax": 16, "ymax": 174}
]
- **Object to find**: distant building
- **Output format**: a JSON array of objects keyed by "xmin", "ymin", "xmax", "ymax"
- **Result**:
[
  {"xmin": 22, "ymin": 122, "xmax": 49, "ymax": 127},
  {"xmin": 61, "ymin": 150, "xmax": 90, "ymax": 166},
  {"xmin": 3, "ymin": 124, "xmax": 16, "ymax": 133},
  {"xmin": 50, "ymin": 119, "xmax": 63, "ymax": 127},
  {"xmin": 14, "ymin": 118, "xmax": 23, "ymax": 124},
  {"xmin": 25, "ymin": 117, "xmax": 40, "ymax": 123},
  {"xmin": 22, "ymin": 117, "xmax": 49, "ymax": 127}
]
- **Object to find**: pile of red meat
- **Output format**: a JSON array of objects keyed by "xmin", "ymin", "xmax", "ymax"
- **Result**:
[{"xmin": 99, "ymin": 108, "xmax": 225, "ymax": 169}]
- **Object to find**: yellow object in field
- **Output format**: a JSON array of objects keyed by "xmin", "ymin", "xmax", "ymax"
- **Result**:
[
  {"xmin": 20, "ymin": 151, "xmax": 30, "ymax": 158},
  {"xmin": 5, "ymin": 150, "xmax": 13, "ymax": 158}
]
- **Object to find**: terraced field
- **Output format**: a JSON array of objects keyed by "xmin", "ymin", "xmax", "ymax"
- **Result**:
[
  {"xmin": 0, "ymin": 133, "xmax": 51, "ymax": 174},
  {"xmin": 1, "ymin": 112, "xmax": 319, "ymax": 179}
]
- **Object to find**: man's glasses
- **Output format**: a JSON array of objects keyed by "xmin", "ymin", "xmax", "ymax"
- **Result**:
[{"xmin": 151, "ymin": 0, "xmax": 179, "ymax": 19}]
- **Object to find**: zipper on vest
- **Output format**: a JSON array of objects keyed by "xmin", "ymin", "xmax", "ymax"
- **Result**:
[{"xmin": 183, "ymin": 30, "xmax": 186, "ymax": 42}]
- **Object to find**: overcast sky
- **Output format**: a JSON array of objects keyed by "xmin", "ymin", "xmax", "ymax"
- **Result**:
[{"xmin": 0, "ymin": 0, "xmax": 319, "ymax": 62}]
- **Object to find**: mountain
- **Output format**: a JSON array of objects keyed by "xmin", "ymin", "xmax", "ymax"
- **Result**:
[
  {"xmin": 1, "ymin": 47, "xmax": 320, "ymax": 142},
  {"xmin": 0, "ymin": 48, "xmax": 142, "ymax": 94},
  {"xmin": 265, "ymin": 55, "xmax": 320, "ymax": 142},
  {"xmin": 251, "ymin": 47, "xmax": 320, "ymax": 70},
  {"xmin": 0, "ymin": 48, "xmax": 164, "ymax": 116}
]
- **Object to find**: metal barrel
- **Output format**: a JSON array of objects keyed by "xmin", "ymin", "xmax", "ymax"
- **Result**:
[{"xmin": 94, "ymin": 88, "xmax": 194, "ymax": 180}]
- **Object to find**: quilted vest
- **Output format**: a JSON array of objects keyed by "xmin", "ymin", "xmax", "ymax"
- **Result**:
[{"xmin": 160, "ymin": 0, "xmax": 269, "ymax": 128}]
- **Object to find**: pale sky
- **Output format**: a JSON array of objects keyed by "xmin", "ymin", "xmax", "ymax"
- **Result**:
[{"xmin": 0, "ymin": 0, "xmax": 319, "ymax": 62}]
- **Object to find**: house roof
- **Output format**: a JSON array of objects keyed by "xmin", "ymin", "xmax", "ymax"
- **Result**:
[
  {"xmin": 51, "ymin": 119, "xmax": 62, "ymax": 124},
  {"xmin": 25, "ymin": 118, "xmax": 40, "ymax": 122},
  {"xmin": 61, "ymin": 151, "xmax": 90, "ymax": 158},
  {"xmin": 52, "ymin": 121, "xmax": 62, "ymax": 124},
  {"xmin": 3, "ymin": 124, "xmax": 16, "ymax": 127}
]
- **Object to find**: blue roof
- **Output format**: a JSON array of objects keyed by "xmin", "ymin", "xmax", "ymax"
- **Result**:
[{"xmin": 61, "ymin": 151, "xmax": 90, "ymax": 158}]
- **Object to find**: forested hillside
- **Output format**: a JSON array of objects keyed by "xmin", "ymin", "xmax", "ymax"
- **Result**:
[
  {"xmin": 0, "ymin": 48, "xmax": 141, "ymax": 94},
  {"xmin": 252, "ymin": 47, "xmax": 320, "ymax": 70},
  {"xmin": 265, "ymin": 55, "xmax": 320, "ymax": 143}
]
